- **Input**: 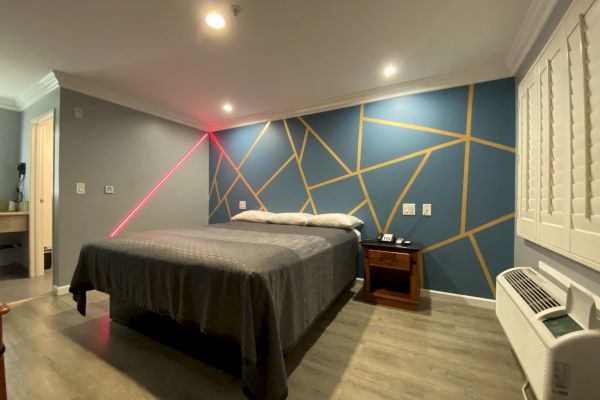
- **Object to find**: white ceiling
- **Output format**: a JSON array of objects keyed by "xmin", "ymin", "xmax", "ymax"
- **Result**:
[{"xmin": 0, "ymin": 0, "xmax": 542, "ymax": 131}]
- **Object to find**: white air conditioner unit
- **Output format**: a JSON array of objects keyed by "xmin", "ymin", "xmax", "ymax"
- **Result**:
[{"xmin": 496, "ymin": 266, "xmax": 600, "ymax": 400}]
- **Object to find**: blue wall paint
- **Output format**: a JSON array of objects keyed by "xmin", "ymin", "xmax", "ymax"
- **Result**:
[{"xmin": 209, "ymin": 77, "xmax": 516, "ymax": 299}]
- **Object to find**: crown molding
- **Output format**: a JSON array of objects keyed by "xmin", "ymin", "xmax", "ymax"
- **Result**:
[
  {"xmin": 53, "ymin": 71, "xmax": 207, "ymax": 131},
  {"xmin": 0, "ymin": 72, "xmax": 59, "ymax": 111},
  {"xmin": 209, "ymin": 63, "xmax": 512, "ymax": 132},
  {"xmin": 18, "ymin": 72, "xmax": 59, "ymax": 109},
  {"xmin": 0, "ymin": 97, "xmax": 20, "ymax": 111},
  {"xmin": 505, "ymin": 0, "xmax": 559, "ymax": 74}
]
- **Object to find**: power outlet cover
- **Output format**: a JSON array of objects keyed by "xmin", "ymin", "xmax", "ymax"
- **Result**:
[
  {"xmin": 402, "ymin": 203, "xmax": 416, "ymax": 216},
  {"xmin": 239, "ymin": 200, "xmax": 247, "ymax": 210}
]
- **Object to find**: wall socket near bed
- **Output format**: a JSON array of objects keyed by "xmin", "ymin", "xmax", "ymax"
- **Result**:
[
  {"xmin": 239, "ymin": 200, "xmax": 246, "ymax": 210},
  {"xmin": 402, "ymin": 203, "xmax": 416, "ymax": 216}
]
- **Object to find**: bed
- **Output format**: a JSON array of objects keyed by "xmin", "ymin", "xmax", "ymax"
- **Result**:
[{"xmin": 69, "ymin": 221, "xmax": 358, "ymax": 399}]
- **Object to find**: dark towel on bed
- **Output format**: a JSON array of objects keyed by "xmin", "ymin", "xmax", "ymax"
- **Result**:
[{"xmin": 69, "ymin": 221, "xmax": 357, "ymax": 399}]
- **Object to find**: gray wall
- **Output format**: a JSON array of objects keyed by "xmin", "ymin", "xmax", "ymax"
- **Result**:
[
  {"xmin": 0, "ymin": 107, "xmax": 21, "ymax": 204},
  {"xmin": 56, "ymin": 89, "xmax": 209, "ymax": 286},
  {"xmin": 0, "ymin": 107, "xmax": 25, "ymax": 268},
  {"xmin": 514, "ymin": 0, "xmax": 600, "ymax": 295}
]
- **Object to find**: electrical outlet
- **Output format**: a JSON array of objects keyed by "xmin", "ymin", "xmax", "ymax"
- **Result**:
[
  {"xmin": 76, "ymin": 182, "xmax": 86, "ymax": 194},
  {"xmin": 423, "ymin": 203, "xmax": 432, "ymax": 216},
  {"xmin": 104, "ymin": 185, "xmax": 115, "ymax": 194},
  {"xmin": 239, "ymin": 200, "xmax": 247, "ymax": 210},
  {"xmin": 74, "ymin": 107, "xmax": 83, "ymax": 119},
  {"xmin": 402, "ymin": 203, "xmax": 416, "ymax": 216}
]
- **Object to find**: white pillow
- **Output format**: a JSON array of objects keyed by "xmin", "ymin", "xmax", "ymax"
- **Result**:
[
  {"xmin": 308, "ymin": 213, "xmax": 364, "ymax": 229},
  {"xmin": 231, "ymin": 210, "xmax": 274, "ymax": 223},
  {"xmin": 268, "ymin": 212, "xmax": 313, "ymax": 226}
]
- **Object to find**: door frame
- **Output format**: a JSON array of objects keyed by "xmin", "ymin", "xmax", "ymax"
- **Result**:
[{"xmin": 28, "ymin": 111, "xmax": 55, "ymax": 278}]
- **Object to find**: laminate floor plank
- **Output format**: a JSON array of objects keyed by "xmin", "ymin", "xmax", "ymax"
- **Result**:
[{"xmin": 3, "ymin": 283, "xmax": 523, "ymax": 399}]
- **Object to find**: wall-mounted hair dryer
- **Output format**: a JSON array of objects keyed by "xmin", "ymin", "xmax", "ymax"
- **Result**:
[{"xmin": 14, "ymin": 162, "xmax": 26, "ymax": 203}]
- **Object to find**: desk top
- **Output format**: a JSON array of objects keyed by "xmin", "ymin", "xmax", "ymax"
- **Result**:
[{"xmin": 0, "ymin": 212, "xmax": 29, "ymax": 217}]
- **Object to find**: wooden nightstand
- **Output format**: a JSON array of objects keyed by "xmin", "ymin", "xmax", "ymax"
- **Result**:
[{"xmin": 360, "ymin": 240, "xmax": 423, "ymax": 311}]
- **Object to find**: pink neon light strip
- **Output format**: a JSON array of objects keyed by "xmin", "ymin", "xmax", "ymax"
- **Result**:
[{"xmin": 109, "ymin": 133, "xmax": 209, "ymax": 237}]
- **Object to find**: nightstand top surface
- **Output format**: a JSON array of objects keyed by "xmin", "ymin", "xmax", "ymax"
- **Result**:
[{"xmin": 360, "ymin": 240, "xmax": 422, "ymax": 251}]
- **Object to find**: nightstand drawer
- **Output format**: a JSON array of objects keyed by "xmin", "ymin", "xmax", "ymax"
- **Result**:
[{"xmin": 368, "ymin": 250, "xmax": 411, "ymax": 270}]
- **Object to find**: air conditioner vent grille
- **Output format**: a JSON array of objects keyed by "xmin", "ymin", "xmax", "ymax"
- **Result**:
[{"xmin": 504, "ymin": 270, "xmax": 560, "ymax": 313}]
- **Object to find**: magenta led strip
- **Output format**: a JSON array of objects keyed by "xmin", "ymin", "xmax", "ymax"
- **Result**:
[{"xmin": 109, "ymin": 133, "xmax": 209, "ymax": 237}]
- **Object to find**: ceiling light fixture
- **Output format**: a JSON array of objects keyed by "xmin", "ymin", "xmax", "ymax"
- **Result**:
[
  {"xmin": 205, "ymin": 12, "xmax": 225, "ymax": 29},
  {"xmin": 223, "ymin": 103, "xmax": 233, "ymax": 112},
  {"xmin": 383, "ymin": 65, "xmax": 397, "ymax": 77}
]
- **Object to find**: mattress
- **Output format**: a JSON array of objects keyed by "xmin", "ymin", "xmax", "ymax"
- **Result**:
[{"xmin": 69, "ymin": 221, "xmax": 358, "ymax": 399}]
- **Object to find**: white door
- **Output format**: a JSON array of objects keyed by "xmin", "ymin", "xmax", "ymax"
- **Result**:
[{"xmin": 29, "ymin": 113, "xmax": 54, "ymax": 277}]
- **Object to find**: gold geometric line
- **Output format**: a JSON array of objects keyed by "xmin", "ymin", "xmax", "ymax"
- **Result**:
[
  {"xmin": 209, "ymin": 152, "xmax": 223, "ymax": 198},
  {"xmin": 383, "ymin": 152, "xmax": 431, "ymax": 233},
  {"xmin": 309, "ymin": 172, "xmax": 358, "ymax": 190},
  {"xmin": 298, "ymin": 116, "xmax": 353, "ymax": 174},
  {"xmin": 360, "ymin": 138, "xmax": 465, "ymax": 174},
  {"xmin": 224, "ymin": 196, "xmax": 232, "ymax": 219},
  {"xmin": 348, "ymin": 199, "xmax": 368, "ymax": 215},
  {"xmin": 362, "ymin": 116, "xmax": 465, "ymax": 139},
  {"xmin": 469, "ymin": 234, "xmax": 496, "ymax": 296},
  {"xmin": 357, "ymin": 104, "xmax": 365, "ymax": 171},
  {"xmin": 299, "ymin": 198, "xmax": 310, "ymax": 213},
  {"xmin": 237, "ymin": 121, "xmax": 271, "ymax": 169},
  {"xmin": 470, "ymin": 136, "xmax": 516, "ymax": 153},
  {"xmin": 256, "ymin": 155, "xmax": 295, "ymax": 195},
  {"xmin": 210, "ymin": 135, "xmax": 266, "ymax": 211},
  {"xmin": 307, "ymin": 138, "xmax": 465, "ymax": 191},
  {"xmin": 460, "ymin": 84, "xmax": 474, "ymax": 234},
  {"xmin": 357, "ymin": 172, "xmax": 382, "ymax": 232},
  {"xmin": 283, "ymin": 119, "xmax": 317, "ymax": 214},
  {"xmin": 299, "ymin": 129, "xmax": 308, "ymax": 161},
  {"xmin": 215, "ymin": 180, "xmax": 221, "ymax": 201},
  {"xmin": 209, "ymin": 176, "xmax": 240, "ymax": 218},
  {"xmin": 423, "ymin": 212, "xmax": 514, "ymax": 253}
]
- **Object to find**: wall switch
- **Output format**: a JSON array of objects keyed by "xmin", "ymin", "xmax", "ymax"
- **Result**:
[
  {"xmin": 423, "ymin": 203, "xmax": 432, "ymax": 216},
  {"xmin": 104, "ymin": 185, "xmax": 115, "ymax": 194},
  {"xmin": 402, "ymin": 203, "xmax": 416, "ymax": 216},
  {"xmin": 239, "ymin": 200, "xmax": 247, "ymax": 210},
  {"xmin": 74, "ymin": 107, "xmax": 83, "ymax": 119},
  {"xmin": 76, "ymin": 182, "xmax": 86, "ymax": 194}
]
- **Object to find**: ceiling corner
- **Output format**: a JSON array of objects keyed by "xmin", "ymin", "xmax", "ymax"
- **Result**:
[{"xmin": 505, "ymin": 0, "xmax": 560, "ymax": 74}]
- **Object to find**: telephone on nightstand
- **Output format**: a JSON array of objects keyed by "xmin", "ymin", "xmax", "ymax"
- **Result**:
[
  {"xmin": 377, "ymin": 233, "xmax": 396, "ymax": 243},
  {"xmin": 376, "ymin": 233, "xmax": 410, "ymax": 245}
]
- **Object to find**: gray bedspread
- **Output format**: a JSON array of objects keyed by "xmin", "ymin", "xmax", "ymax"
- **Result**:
[{"xmin": 69, "ymin": 221, "xmax": 358, "ymax": 399}]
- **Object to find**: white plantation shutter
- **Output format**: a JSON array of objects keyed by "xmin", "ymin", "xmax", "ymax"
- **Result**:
[
  {"xmin": 517, "ymin": 72, "xmax": 539, "ymax": 238},
  {"xmin": 517, "ymin": 0, "xmax": 600, "ymax": 271},
  {"xmin": 569, "ymin": 2, "xmax": 600, "ymax": 262},
  {"xmin": 538, "ymin": 34, "xmax": 569, "ymax": 247}
]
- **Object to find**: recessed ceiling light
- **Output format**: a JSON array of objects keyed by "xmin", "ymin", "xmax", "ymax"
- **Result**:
[
  {"xmin": 383, "ymin": 65, "xmax": 397, "ymax": 77},
  {"xmin": 205, "ymin": 12, "xmax": 225, "ymax": 29},
  {"xmin": 223, "ymin": 103, "xmax": 233, "ymax": 112}
]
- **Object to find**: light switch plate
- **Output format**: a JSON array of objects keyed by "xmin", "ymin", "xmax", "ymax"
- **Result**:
[
  {"xmin": 423, "ymin": 203, "xmax": 432, "ymax": 216},
  {"xmin": 239, "ymin": 200, "xmax": 247, "ymax": 210},
  {"xmin": 104, "ymin": 185, "xmax": 115, "ymax": 194},
  {"xmin": 76, "ymin": 182, "xmax": 86, "ymax": 194},
  {"xmin": 74, "ymin": 107, "xmax": 83, "ymax": 119},
  {"xmin": 402, "ymin": 203, "xmax": 416, "ymax": 216}
]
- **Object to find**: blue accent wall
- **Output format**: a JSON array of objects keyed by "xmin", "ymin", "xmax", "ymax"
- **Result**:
[{"xmin": 209, "ymin": 77, "xmax": 516, "ymax": 299}]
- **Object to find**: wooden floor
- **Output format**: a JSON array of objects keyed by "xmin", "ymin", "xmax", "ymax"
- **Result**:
[
  {"xmin": 0, "ymin": 264, "xmax": 52, "ymax": 304},
  {"xmin": 4, "ymin": 283, "xmax": 524, "ymax": 399}
]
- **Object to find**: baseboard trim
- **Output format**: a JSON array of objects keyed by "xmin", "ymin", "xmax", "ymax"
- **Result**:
[
  {"xmin": 53, "ymin": 285, "xmax": 70, "ymax": 296},
  {"xmin": 354, "ymin": 278, "xmax": 495, "ymax": 309}
]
